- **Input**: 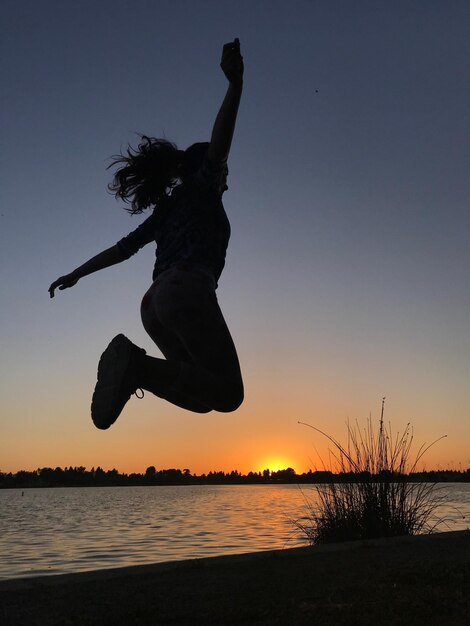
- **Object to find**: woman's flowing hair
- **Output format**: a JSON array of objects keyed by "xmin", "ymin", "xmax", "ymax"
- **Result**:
[{"xmin": 107, "ymin": 136, "xmax": 182, "ymax": 214}]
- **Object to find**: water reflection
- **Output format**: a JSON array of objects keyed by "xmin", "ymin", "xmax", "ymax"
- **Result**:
[{"xmin": 0, "ymin": 483, "xmax": 468, "ymax": 579}]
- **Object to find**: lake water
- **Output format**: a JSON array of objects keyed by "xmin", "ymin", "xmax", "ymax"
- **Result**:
[{"xmin": 1, "ymin": 483, "xmax": 468, "ymax": 580}]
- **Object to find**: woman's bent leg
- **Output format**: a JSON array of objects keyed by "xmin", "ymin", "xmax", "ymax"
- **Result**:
[
  {"xmin": 140, "ymin": 279, "xmax": 213, "ymax": 413},
  {"xmin": 146, "ymin": 268, "xmax": 243, "ymax": 412}
]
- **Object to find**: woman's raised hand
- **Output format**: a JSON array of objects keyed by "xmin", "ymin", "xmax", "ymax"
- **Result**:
[{"xmin": 220, "ymin": 38, "xmax": 244, "ymax": 87}]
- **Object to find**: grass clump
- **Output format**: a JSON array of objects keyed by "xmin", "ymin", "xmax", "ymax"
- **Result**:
[{"xmin": 295, "ymin": 399, "xmax": 447, "ymax": 544}]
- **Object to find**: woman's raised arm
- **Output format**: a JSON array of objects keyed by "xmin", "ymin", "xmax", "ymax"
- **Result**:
[{"xmin": 207, "ymin": 38, "xmax": 244, "ymax": 164}]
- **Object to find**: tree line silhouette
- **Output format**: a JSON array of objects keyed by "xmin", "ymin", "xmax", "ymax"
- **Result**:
[{"xmin": 1, "ymin": 466, "xmax": 469, "ymax": 488}]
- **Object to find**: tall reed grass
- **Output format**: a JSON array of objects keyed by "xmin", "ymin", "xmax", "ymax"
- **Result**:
[{"xmin": 294, "ymin": 399, "xmax": 447, "ymax": 544}]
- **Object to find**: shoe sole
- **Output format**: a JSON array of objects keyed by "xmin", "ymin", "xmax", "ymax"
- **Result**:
[{"xmin": 91, "ymin": 334, "xmax": 132, "ymax": 430}]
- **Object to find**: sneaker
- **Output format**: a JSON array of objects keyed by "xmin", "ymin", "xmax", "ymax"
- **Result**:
[{"xmin": 91, "ymin": 334, "xmax": 146, "ymax": 430}]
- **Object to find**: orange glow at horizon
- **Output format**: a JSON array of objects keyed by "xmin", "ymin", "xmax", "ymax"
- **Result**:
[
  {"xmin": 1, "ymin": 383, "xmax": 468, "ymax": 476},
  {"xmin": 256, "ymin": 457, "xmax": 298, "ymax": 474}
]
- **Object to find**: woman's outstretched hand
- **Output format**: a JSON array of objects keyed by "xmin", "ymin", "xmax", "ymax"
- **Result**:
[
  {"xmin": 220, "ymin": 38, "xmax": 244, "ymax": 87},
  {"xmin": 49, "ymin": 274, "xmax": 79, "ymax": 298}
]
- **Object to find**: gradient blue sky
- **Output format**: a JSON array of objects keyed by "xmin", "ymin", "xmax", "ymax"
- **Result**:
[{"xmin": 1, "ymin": 0, "xmax": 469, "ymax": 474}]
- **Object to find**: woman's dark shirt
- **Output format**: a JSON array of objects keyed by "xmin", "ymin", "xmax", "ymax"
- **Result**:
[{"xmin": 116, "ymin": 157, "xmax": 230, "ymax": 286}]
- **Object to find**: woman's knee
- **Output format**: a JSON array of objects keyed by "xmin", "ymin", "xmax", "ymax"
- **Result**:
[{"xmin": 215, "ymin": 384, "xmax": 244, "ymax": 413}]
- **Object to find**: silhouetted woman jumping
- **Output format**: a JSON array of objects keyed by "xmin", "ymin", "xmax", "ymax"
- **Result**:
[{"xmin": 49, "ymin": 39, "xmax": 244, "ymax": 429}]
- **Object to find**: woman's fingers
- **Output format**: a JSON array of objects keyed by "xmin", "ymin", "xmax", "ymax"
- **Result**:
[
  {"xmin": 49, "ymin": 278, "xmax": 65, "ymax": 298},
  {"xmin": 223, "ymin": 38, "xmax": 240, "ymax": 49},
  {"xmin": 222, "ymin": 38, "xmax": 241, "ymax": 58}
]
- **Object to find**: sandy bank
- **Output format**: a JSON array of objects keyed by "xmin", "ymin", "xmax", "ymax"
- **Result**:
[{"xmin": 1, "ymin": 530, "xmax": 469, "ymax": 625}]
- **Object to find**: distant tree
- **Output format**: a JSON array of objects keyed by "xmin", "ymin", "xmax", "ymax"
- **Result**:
[
  {"xmin": 272, "ymin": 467, "xmax": 297, "ymax": 482},
  {"xmin": 94, "ymin": 467, "xmax": 106, "ymax": 484}
]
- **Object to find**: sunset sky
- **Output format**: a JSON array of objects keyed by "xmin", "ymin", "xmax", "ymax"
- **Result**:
[{"xmin": 1, "ymin": 0, "xmax": 469, "ymax": 475}]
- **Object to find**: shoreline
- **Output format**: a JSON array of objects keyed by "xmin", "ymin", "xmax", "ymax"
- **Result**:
[
  {"xmin": 2, "ymin": 530, "xmax": 469, "ymax": 625},
  {"xmin": 2, "ymin": 477, "xmax": 470, "ymax": 489}
]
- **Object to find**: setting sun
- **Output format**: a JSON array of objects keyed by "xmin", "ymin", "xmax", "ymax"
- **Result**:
[{"xmin": 257, "ymin": 457, "xmax": 297, "ymax": 474}]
